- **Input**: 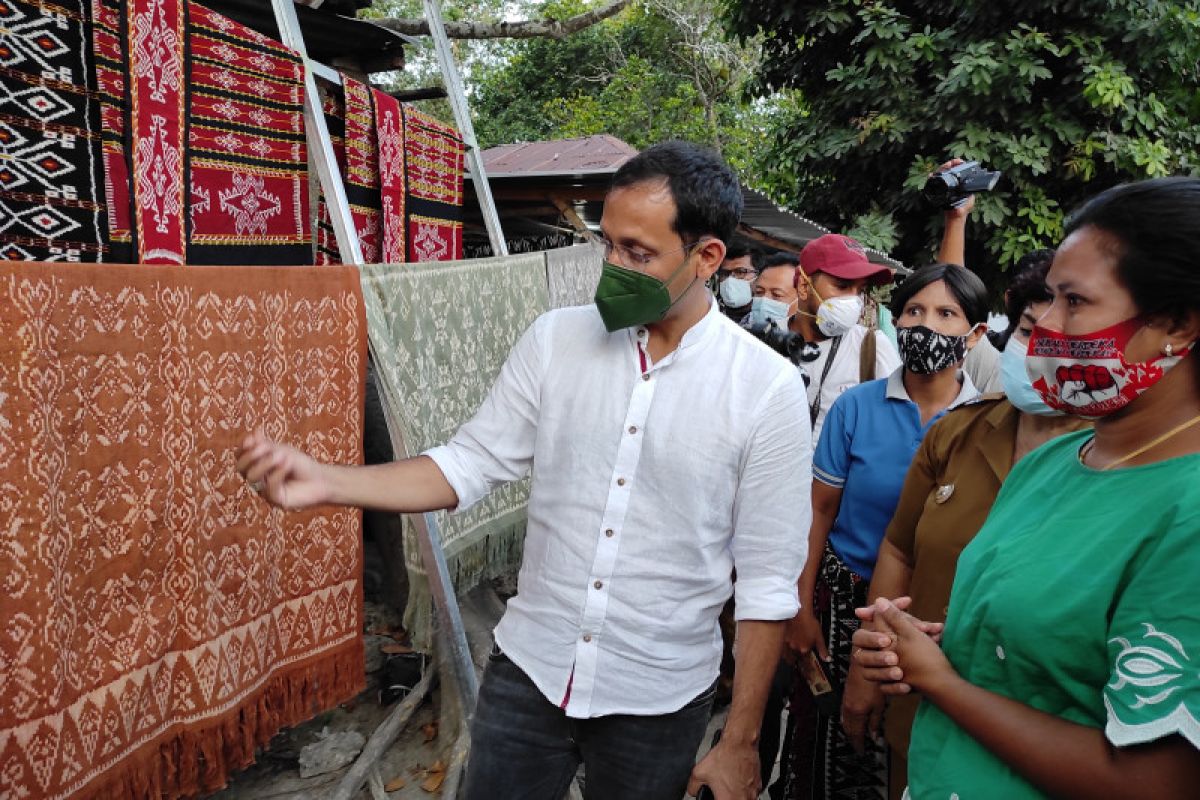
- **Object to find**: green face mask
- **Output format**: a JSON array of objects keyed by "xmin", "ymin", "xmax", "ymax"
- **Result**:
[{"xmin": 593, "ymin": 251, "xmax": 698, "ymax": 333}]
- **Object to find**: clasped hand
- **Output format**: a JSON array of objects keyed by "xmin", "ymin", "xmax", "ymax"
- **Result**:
[{"xmin": 850, "ymin": 597, "xmax": 950, "ymax": 695}]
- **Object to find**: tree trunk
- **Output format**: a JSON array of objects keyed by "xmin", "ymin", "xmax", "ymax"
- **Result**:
[{"xmin": 372, "ymin": 0, "xmax": 631, "ymax": 40}]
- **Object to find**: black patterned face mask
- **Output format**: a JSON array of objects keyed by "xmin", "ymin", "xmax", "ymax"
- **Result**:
[{"xmin": 897, "ymin": 325, "xmax": 969, "ymax": 375}]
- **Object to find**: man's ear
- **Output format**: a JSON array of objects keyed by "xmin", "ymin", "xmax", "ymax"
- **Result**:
[
  {"xmin": 795, "ymin": 272, "xmax": 810, "ymax": 303},
  {"xmin": 694, "ymin": 238, "xmax": 726, "ymax": 281}
]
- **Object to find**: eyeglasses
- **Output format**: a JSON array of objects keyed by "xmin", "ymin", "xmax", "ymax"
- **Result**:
[
  {"xmin": 597, "ymin": 234, "xmax": 701, "ymax": 269},
  {"xmin": 720, "ymin": 267, "xmax": 756, "ymax": 280}
]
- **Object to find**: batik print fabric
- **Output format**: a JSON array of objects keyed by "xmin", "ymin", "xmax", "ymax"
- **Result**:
[
  {"xmin": 0, "ymin": 260, "xmax": 367, "ymax": 800},
  {"xmin": 402, "ymin": 104, "xmax": 464, "ymax": 262},
  {"xmin": 0, "ymin": 0, "xmax": 108, "ymax": 262},
  {"xmin": 359, "ymin": 253, "xmax": 548, "ymax": 646},
  {"xmin": 185, "ymin": 2, "xmax": 310, "ymax": 264}
]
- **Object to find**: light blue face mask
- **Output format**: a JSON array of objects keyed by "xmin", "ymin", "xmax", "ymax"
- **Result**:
[
  {"xmin": 746, "ymin": 296, "xmax": 792, "ymax": 328},
  {"xmin": 1001, "ymin": 335, "xmax": 1061, "ymax": 416}
]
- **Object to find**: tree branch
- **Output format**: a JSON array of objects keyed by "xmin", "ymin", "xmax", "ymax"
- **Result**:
[{"xmin": 372, "ymin": 0, "xmax": 632, "ymax": 40}]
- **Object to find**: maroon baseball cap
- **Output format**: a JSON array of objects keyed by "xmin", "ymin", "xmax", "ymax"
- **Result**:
[{"xmin": 799, "ymin": 234, "xmax": 894, "ymax": 285}]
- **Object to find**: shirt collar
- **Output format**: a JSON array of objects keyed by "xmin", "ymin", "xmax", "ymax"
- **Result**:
[
  {"xmin": 885, "ymin": 366, "xmax": 979, "ymax": 409},
  {"xmin": 626, "ymin": 297, "xmax": 721, "ymax": 353}
]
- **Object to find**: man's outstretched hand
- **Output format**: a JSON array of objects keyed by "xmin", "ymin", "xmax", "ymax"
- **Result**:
[{"xmin": 236, "ymin": 428, "xmax": 330, "ymax": 511}]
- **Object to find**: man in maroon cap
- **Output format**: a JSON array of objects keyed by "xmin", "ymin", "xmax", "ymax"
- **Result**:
[{"xmin": 786, "ymin": 234, "xmax": 901, "ymax": 440}]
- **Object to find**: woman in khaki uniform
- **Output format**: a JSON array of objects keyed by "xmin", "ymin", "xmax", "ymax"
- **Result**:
[{"xmin": 839, "ymin": 257, "xmax": 1088, "ymax": 799}]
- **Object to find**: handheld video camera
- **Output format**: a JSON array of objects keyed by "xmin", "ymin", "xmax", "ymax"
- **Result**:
[
  {"xmin": 744, "ymin": 318, "xmax": 818, "ymax": 368},
  {"xmin": 923, "ymin": 161, "xmax": 1001, "ymax": 210}
]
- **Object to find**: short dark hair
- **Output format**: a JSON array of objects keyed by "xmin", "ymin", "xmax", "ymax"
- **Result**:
[
  {"xmin": 724, "ymin": 235, "xmax": 754, "ymax": 262},
  {"xmin": 1003, "ymin": 249, "xmax": 1054, "ymax": 335},
  {"xmin": 757, "ymin": 251, "xmax": 801, "ymax": 287},
  {"xmin": 889, "ymin": 263, "xmax": 990, "ymax": 326},
  {"xmin": 611, "ymin": 141, "xmax": 743, "ymax": 246},
  {"xmin": 1063, "ymin": 177, "xmax": 1200, "ymax": 322},
  {"xmin": 759, "ymin": 251, "xmax": 800, "ymax": 271}
]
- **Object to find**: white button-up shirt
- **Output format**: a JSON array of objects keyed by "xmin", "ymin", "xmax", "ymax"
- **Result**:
[{"xmin": 426, "ymin": 300, "xmax": 812, "ymax": 717}]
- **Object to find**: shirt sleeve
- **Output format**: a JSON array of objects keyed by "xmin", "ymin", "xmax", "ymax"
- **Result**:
[
  {"xmin": 813, "ymin": 390, "xmax": 854, "ymax": 489},
  {"xmin": 1103, "ymin": 519, "xmax": 1200, "ymax": 750},
  {"xmin": 874, "ymin": 329, "xmax": 902, "ymax": 377},
  {"xmin": 884, "ymin": 425, "xmax": 940, "ymax": 561},
  {"xmin": 730, "ymin": 368, "xmax": 812, "ymax": 621},
  {"xmin": 423, "ymin": 313, "xmax": 548, "ymax": 513},
  {"xmin": 964, "ymin": 336, "xmax": 1004, "ymax": 393}
]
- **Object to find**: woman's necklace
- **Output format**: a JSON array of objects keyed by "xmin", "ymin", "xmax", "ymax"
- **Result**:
[{"xmin": 1080, "ymin": 411, "xmax": 1200, "ymax": 470}]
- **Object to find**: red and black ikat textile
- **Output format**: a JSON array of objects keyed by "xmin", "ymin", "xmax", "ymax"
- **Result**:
[
  {"xmin": 0, "ymin": 0, "xmax": 109, "ymax": 262},
  {"xmin": 402, "ymin": 104, "xmax": 464, "ymax": 262}
]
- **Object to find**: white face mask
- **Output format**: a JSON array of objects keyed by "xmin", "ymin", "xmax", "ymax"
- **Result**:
[
  {"xmin": 718, "ymin": 277, "xmax": 752, "ymax": 309},
  {"xmin": 815, "ymin": 294, "xmax": 864, "ymax": 337}
]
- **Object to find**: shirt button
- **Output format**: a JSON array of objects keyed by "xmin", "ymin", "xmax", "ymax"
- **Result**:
[
  {"xmin": 995, "ymin": 645, "xmax": 1006, "ymax": 661},
  {"xmin": 616, "ymin": 477, "xmax": 626, "ymax": 486},
  {"xmin": 605, "ymin": 529, "xmax": 614, "ymax": 538},
  {"xmin": 593, "ymin": 580, "xmax": 603, "ymax": 590},
  {"xmin": 582, "ymin": 634, "xmax": 592, "ymax": 643},
  {"xmin": 628, "ymin": 425, "xmax": 638, "ymax": 434},
  {"xmin": 642, "ymin": 373, "xmax": 650, "ymax": 381}
]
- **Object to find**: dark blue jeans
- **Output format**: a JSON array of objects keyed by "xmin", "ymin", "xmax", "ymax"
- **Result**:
[{"xmin": 464, "ymin": 649, "xmax": 716, "ymax": 800}]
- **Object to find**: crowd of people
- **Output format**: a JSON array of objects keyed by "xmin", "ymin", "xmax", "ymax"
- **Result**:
[{"xmin": 238, "ymin": 141, "xmax": 1199, "ymax": 799}]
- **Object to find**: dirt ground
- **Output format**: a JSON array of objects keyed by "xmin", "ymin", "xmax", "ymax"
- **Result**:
[{"xmin": 207, "ymin": 583, "xmax": 765, "ymax": 800}]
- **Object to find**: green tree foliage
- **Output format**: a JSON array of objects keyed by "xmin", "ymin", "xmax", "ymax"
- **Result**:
[
  {"xmin": 724, "ymin": 0, "xmax": 1200, "ymax": 281},
  {"xmin": 471, "ymin": 1, "xmax": 771, "ymax": 177}
]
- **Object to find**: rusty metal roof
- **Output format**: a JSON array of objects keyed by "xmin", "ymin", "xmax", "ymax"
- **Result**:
[{"xmin": 481, "ymin": 135, "xmax": 638, "ymax": 178}]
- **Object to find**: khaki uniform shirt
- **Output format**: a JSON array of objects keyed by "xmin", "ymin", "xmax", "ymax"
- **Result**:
[{"xmin": 882, "ymin": 397, "xmax": 1087, "ymax": 753}]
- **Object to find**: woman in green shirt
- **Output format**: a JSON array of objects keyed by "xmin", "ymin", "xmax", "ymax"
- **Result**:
[{"xmin": 853, "ymin": 177, "xmax": 1200, "ymax": 798}]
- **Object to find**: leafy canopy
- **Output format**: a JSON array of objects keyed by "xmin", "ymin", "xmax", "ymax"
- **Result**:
[{"xmin": 724, "ymin": 0, "xmax": 1200, "ymax": 278}]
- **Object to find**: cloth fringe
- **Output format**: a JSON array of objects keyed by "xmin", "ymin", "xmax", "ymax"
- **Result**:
[
  {"xmin": 75, "ymin": 641, "xmax": 364, "ymax": 800},
  {"xmin": 404, "ymin": 513, "xmax": 527, "ymax": 650}
]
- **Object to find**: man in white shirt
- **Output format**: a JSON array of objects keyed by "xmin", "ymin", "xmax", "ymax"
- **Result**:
[
  {"xmin": 237, "ymin": 142, "xmax": 812, "ymax": 800},
  {"xmin": 788, "ymin": 234, "xmax": 902, "ymax": 441}
]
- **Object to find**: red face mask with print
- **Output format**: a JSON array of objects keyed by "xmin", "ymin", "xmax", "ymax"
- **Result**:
[{"xmin": 1025, "ymin": 317, "xmax": 1191, "ymax": 419}]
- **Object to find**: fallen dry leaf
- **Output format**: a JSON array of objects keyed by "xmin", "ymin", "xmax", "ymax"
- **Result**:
[
  {"xmin": 380, "ymin": 643, "xmax": 414, "ymax": 655},
  {"xmin": 421, "ymin": 722, "xmax": 438, "ymax": 743},
  {"xmin": 420, "ymin": 760, "xmax": 447, "ymax": 793},
  {"xmin": 384, "ymin": 775, "xmax": 407, "ymax": 792}
]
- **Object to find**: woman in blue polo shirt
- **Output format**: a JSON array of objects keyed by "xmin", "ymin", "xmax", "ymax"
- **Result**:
[{"xmin": 784, "ymin": 263, "xmax": 990, "ymax": 800}]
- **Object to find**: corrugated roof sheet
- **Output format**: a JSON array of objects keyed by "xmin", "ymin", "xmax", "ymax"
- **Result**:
[
  {"xmin": 482, "ymin": 135, "xmax": 638, "ymax": 177},
  {"xmin": 474, "ymin": 136, "xmax": 903, "ymax": 270}
]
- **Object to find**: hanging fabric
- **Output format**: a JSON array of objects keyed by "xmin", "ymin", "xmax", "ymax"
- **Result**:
[
  {"xmin": 184, "ymin": 2, "xmax": 311, "ymax": 264},
  {"xmin": 125, "ymin": 0, "xmax": 187, "ymax": 264},
  {"xmin": 0, "ymin": 0, "xmax": 109, "ymax": 262},
  {"xmin": 91, "ymin": 0, "xmax": 134, "ymax": 262},
  {"xmin": 402, "ymin": 104, "xmax": 465, "ymax": 262},
  {"xmin": 546, "ymin": 242, "xmax": 604, "ymax": 309},
  {"xmin": 314, "ymin": 76, "xmax": 387, "ymax": 264},
  {"xmin": 360, "ymin": 253, "xmax": 548, "ymax": 646},
  {"xmin": 0, "ymin": 259, "xmax": 367, "ymax": 799},
  {"xmin": 372, "ymin": 89, "xmax": 407, "ymax": 263}
]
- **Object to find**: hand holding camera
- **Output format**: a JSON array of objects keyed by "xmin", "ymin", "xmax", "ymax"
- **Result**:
[{"xmin": 924, "ymin": 158, "xmax": 1001, "ymax": 212}]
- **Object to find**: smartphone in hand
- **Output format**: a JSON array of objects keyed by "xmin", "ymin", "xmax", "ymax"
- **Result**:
[{"xmin": 799, "ymin": 649, "xmax": 841, "ymax": 717}]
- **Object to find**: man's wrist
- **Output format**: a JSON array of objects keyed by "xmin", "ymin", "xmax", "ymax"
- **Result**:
[
  {"xmin": 315, "ymin": 462, "xmax": 338, "ymax": 505},
  {"xmin": 716, "ymin": 726, "xmax": 760, "ymax": 748}
]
